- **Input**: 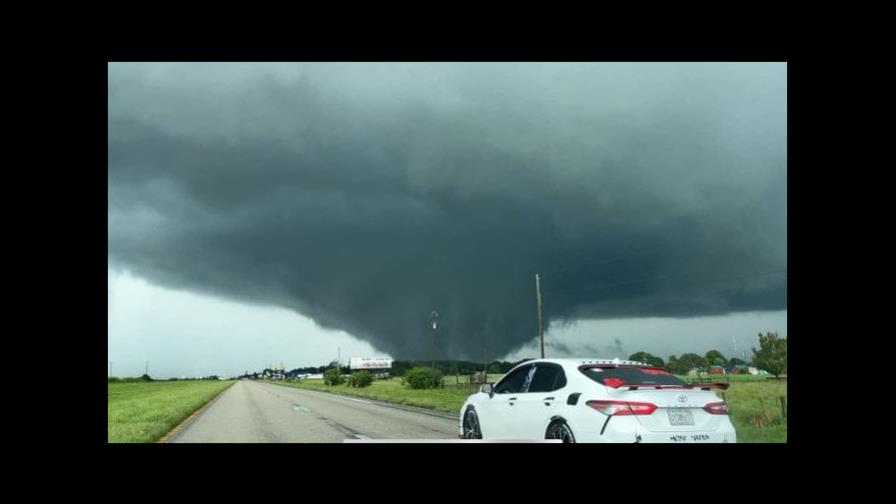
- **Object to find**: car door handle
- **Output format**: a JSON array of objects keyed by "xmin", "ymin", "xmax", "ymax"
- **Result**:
[{"xmin": 543, "ymin": 397, "xmax": 555, "ymax": 401}]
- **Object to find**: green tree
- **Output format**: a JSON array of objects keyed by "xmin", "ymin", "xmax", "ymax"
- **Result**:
[
  {"xmin": 673, "ymin": 353, "xmax": 709, "ymax": 375},
  {"xmin": 704, "ymin": 350, "xmax": 727, "ymax": 367},
  {"xmin": 628, "ymin": 352, "xmax": 665, "ymax": 368},
  {"xmin": 728, "ymin": 357, "xmax": 747, "ymax": 367},
  {"xmin": 488, "ymin": 363, "xmax": 501, "ymax": 374},
  {"xmin": 667, "ymin": 355, "xmax": 679, "ymax": 373},
  {"xmin": 751, "ymin": 331, "xmax": 787, "ymax": 378}
]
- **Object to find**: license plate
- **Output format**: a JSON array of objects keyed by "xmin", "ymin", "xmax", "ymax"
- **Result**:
[{"xmin": 667, "ymin": 408, "xmax": 694, "ymax": 426}]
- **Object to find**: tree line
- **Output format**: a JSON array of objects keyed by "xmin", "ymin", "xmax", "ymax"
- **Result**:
[
  {"xmin": 237, "ymin": 331, "xmax": 786, "ymax": 380},
  {"xmin": 629, "ymin": 332, "xmax": 787, "ymax": 377}
]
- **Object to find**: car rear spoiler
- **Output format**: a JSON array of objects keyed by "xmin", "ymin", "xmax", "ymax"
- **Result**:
[{"xmin": 611, "ymin": 383, "xmax": 730, "ymax": 391}]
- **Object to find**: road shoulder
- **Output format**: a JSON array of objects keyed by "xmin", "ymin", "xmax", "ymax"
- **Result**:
[{"xmin": 158, "ymin": 381, "xmax": 237, "ymax": 443}]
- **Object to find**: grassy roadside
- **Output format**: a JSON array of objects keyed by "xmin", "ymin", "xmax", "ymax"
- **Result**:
[
  {"xmin": 108, "ymin": 380, "xmax": 235, "ymax": 443},
  {"xmin": 270, "ymin": 373, "xmax": 786, "ymax": 442},
  {"xmin": 711, "ymin": 378, "xmax": 787, "ymax": 443}
]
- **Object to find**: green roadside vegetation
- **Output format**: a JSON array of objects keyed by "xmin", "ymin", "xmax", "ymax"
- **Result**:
[{"xmin": 108, "ymin": 380, "xmax": 234, "ymax": 443}]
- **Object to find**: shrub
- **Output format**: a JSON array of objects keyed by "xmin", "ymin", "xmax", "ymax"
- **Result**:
[
  {"xmin": 403, "ymin": 367, "xmax": 444, "ymax": 389},
  {"xmin": 348, "ymin": 370, "xmax": 373, "ymax": 388},
  {"xmin": 323, "ymin": 367, "xmax": 345, "ymax": 386}
]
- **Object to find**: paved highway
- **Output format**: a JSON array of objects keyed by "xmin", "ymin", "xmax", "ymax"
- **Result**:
[{"xmin": 168, "ymin": 380, "xmax": 459, "ymax": 442}]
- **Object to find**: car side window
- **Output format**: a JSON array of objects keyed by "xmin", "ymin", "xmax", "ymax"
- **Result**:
[
  {"xmin": 528, "ymin": 364, "xmax": 567, "ymax": 392},
  {"xmin": 552, "ymin": 367, "xmax": 567, "ymax": 390},
  {"xmin": 495, "ymin": 365, "xmax": 532, "ymax": 394}
]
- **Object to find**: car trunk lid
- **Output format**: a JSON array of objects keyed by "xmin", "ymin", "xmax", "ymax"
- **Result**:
[{"xmin": 580, "ymin": 364, "xmax": 729, "ymax": 433}]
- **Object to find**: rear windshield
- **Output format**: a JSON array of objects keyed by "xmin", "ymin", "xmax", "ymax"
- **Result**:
[{"xmin": 581, "ymin": 366, "xmax": 687, "ymax": 387}]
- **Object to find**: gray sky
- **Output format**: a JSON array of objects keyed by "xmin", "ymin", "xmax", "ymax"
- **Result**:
[
  {"xmin": 108, "ymin": 268, "xmax": 382, "ymax": 378},
  {"xmin": 108, "ymin": 62, "xmax": 786, "ymax": 374}
]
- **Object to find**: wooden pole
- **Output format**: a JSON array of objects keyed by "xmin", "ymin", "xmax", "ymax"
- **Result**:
[{"xmin": 536, "ymin": 274, "xmax": 544, "ymax": 359}]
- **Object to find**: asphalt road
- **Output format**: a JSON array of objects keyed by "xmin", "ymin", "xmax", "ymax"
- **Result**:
[{"xmin": 168, "ymin": 380, "xmax": 459, "ymax": 443}]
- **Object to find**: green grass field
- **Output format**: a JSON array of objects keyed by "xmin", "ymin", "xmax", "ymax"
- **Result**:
[
  {"xmin": 710, "ymin": 378, "xmax": 787, "ymax": 443},
  {"xmin": 108, "ymin": 380, "xmax": 234, "ymax": 443},
  {"xmin": 271, "ymin": 373, "xmax": 786, "ymax": 442}
]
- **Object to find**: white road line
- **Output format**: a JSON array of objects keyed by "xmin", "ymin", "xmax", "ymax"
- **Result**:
[{"xmin": 342, "ymin": 396, "xmax": 372, "ymax": 404}]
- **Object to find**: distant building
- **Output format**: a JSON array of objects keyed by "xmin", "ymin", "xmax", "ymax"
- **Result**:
[
  {"xmin": 272, "ymin": 362, "xmax": 286, "ymax": 380},
  {"xmin": 726, "ymin": 364, "xmax": 749, "ymax": 375}
]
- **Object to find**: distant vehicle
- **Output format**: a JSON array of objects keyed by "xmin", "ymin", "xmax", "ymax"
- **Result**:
[{"xmin": 459, "ymin": 358, "xmax": 736, "ymax": 443}]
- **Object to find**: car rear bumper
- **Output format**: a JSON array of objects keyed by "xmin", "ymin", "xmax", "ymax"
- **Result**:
[
  {"xmin": 575, "ymin": 416, "xmax": 737, "ymax": 443},
  {"xmin": 632, "ymin": 430, "xmax": 735, "ymax": 443}
]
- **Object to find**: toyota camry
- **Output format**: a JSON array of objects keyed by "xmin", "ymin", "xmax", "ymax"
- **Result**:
[{"xmin": 459, "ymin": 358, "xmax": 736, "ymax": 443}]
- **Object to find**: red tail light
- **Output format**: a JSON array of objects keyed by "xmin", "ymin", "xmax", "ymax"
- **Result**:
[
  {"xmin": 704, "ymin": 401, "xmax": 729, "ymax": 414},
  {"xmin": 602, "ymin": 377, "xmax": 625, "ymax": 388},
  {"xmin": 587, "ymin": 400, "xmax": 657, "ymax": 416}
]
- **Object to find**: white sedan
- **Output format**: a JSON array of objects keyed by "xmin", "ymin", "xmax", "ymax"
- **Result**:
[{"xmin": 459, "ymin": 358, "xmax": 736, "ymax": 443}]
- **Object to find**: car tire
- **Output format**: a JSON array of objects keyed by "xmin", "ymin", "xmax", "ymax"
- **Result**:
[
  {"xmin": 546, "ymin": 420, "xmax": 576, "ymax": 443},
  {"xmin": 463, "ymin": 407, "xmax": 483, "ymax": 439}
]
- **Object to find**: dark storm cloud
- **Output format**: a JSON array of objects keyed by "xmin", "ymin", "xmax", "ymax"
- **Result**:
[{"xmin": 108, "ymin": 63, "xmax": 787, "ymax": 360}]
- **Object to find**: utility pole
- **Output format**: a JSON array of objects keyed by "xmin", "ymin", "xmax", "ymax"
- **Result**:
[
  {"xmin": 536, "ymin": 274, "xmax": 544, "ymax": 359},
  {"xmin": 337, "ymin": 347, "xmax": 341, "ymax": 373},
  {"xmin": 145, "ymin": 361, "xmax": 148, "ymax": 376},
  {"xmin": 431, "ymin": 310, "xmax": 439, "ymax": 370},
  {"xmin": 108, "ymin": 361, "xmax": 112, "ymax": 377}
]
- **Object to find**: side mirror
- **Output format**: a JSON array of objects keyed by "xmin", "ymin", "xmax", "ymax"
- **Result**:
[{"xmin": 481, "ymin": 383, "xmax": 494, "ymax": 398}]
